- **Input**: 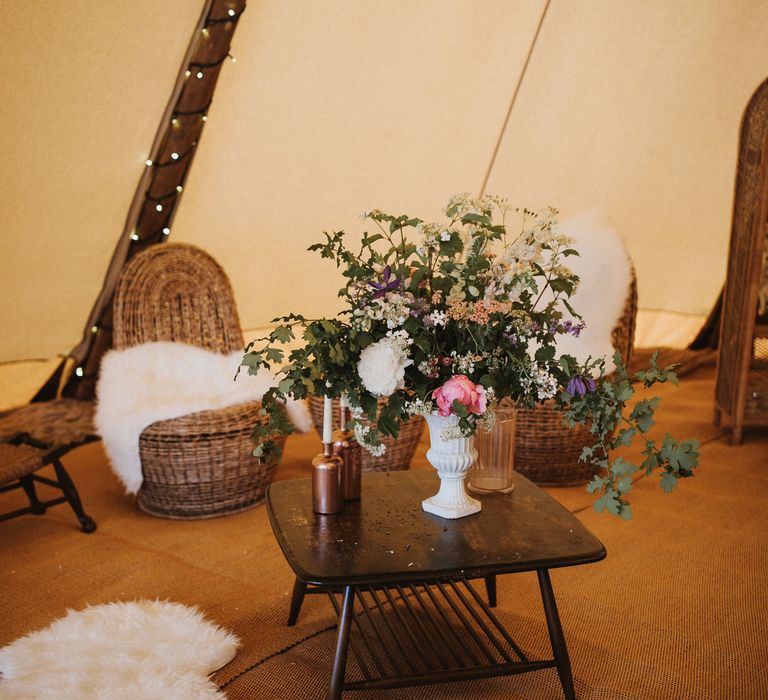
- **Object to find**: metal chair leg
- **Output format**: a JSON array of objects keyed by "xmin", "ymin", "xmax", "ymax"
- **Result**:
[{"xmin": 51, "ymin": 457, "xmax": 97, "ymax": 533}]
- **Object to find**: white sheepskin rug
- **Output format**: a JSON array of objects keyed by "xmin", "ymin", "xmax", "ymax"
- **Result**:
[
  {"xmin": 95, "ymin": 341, "xmax": 313, "ymax": 493},
  {"xmin": 553, "ymin": 211, "xmax": 633, "ymax": 373},
  {"xmin": 0, "ymin": 600, "xmax": 238, "ymax": 699}
]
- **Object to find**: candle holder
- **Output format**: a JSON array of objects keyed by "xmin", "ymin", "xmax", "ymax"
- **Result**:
[
  {"xmin": 313, "ymin": 395, "xmax": 343, "ymax": 514},
  {"xmin": 312, "ymin": 442, "xmax": 343, "ymax": 514},
  {"xmin": 332, "ymin": 403, "xmax": 362, "ymax": 501}
]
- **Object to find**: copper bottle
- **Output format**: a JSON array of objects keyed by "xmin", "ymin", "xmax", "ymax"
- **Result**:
[
  {"xmin": 312, "ymin": 442, "xmax": 343, "ymax": 514},
  {"xmin": 332, "ymin": 404, "xmax": 362, "ymax": 501}
]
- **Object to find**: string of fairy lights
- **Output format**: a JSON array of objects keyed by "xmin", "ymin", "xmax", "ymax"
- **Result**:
[
  {"xmin": 135, "ymin": 6, "xmax": 242, "ymax": 245},
  {"xmin": 71, "ymin": 2, "xmax": 243, "ymax": 383}
]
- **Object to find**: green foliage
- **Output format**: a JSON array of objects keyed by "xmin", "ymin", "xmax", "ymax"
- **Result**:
[{"xmin": 559, "ymin": 353, "xmax": 700, "ymax": 519}]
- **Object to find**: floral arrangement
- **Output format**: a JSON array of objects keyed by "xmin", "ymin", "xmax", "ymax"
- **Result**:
[{"xmin": 242, "ymin": 194, "xmax": 699, "ymax": 518}]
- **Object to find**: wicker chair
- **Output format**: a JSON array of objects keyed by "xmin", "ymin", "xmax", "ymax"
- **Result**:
[
  {"xmin": 513, "ymin": 272, "xmax": 638, "ymax": 486},
  {"xmin": 308, "ymin": 396, "xmax": 424, "ymax": 472},
  {"xmin": 111, "ymin": 243, "xmax": 282, "ymax": 519},
  {"xmin": 0, "ymin": 399, "xmax": 98, "ymax": 531}
]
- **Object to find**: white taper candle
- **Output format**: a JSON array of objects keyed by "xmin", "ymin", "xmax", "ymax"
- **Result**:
[{"xmin": 323, "ymin": 395, "xmax": 332, "ymax": 444}]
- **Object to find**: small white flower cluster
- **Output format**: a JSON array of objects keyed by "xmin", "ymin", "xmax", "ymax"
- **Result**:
[
  {"xmin": 405, "ymin": 397, "xmax": 436, "ymax": 416},
  {"xmin": 353, "ymin": 291, "xmax": 413, "ymax": 330},
  {"xmin": 352, "ymin": 422, "xmax": 386, "ymax": 456},
  {"xmin": 451, "ymin": 351, "xmax": 483, "ymax": 375},
  {"xmin": 443, "ymin": 192, "xmax": 474, "ymax": 217},
  {"xmin": 417, "ymin": 357, "xmax": 439, "ymax": 377},
  {"xmin": 381, "ymin": 292, "xmax": 413, "ymax": 328},
  {"xmin": 443, "ymin": 193, "xmax": 497, "ymax": 219},
  {"xmin": 427, "ymin": 310, "xmax": 447, "ymax": 327},
  {"xmin": 485, "ymin": 350, "xmax": 505, "ymax": 372},
  {"xmin": 475, "ymin": 408, "xmax": 497, "ymax": 433},
  {"xmin": 440, "ymin": 423, "xmax": 465, "ymax": 440},
  {"xmin": 416, "ymin": 222, "xmax": 441, "ymax": 255},
  {"xmin": 416, "ymin": 222, "xmax": 453, "ymax": 256},
  {"xmin": 534, "ymin": 368, "xmax": 558, "ymax": 400},
  {"xmin": 386, "ymin": 329, "xmax": 413, "ymax": 353}
]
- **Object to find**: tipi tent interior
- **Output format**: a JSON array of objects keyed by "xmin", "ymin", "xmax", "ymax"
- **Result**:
[{"xmin": 1, "ymin": 1, "xmax": 767, "ymax": 698}]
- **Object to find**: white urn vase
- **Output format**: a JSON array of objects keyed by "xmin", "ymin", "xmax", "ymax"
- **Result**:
[{"xmin": 421, "ymin": 413, "xmax": 481, "ymax": 519}]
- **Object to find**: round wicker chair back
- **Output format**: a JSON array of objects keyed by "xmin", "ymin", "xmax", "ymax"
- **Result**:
[
  {"xmin": 113, "ymin": 243, "xmax": 243, "ymax": 353},
  {"xmin": 111, "ymin": 243, "xmax": 279, "ymax": 519},
  {"xmin": 514, "ymin": 271, "xmax": 638, "ymax": 486}
]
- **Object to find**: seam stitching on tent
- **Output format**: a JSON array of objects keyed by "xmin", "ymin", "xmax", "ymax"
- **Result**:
[{"xmin": 479, "ymin": 0, "xmax": 551, "ymax": 198}]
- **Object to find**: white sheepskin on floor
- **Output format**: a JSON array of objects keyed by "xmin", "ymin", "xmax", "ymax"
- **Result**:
[
  {"xmin": 552, "ymin": 211, "xmax": 633, "ymax": 373},
  {"xmin": 95, "ymin": 341, "xmax": 313, "ymax": 493},
  {"xmin": 0, "ymin": 600, "xmax": 238, "ymax": 699}
]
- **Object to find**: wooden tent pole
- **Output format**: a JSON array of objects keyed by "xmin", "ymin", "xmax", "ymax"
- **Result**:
[{"xmin": 34, "ymin": 0, "xmax": 247, "ymax": 402}]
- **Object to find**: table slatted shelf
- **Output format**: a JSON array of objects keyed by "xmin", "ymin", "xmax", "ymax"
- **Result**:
[{"xmin": 325, "ymin": 578, "xmax": 555, "ymax": 692}]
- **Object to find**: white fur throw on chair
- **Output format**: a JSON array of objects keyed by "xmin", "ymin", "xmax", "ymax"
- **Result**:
[
  {"xmin": 95, "ymin": 341, "xmax": 313, "ymax": 494},
  {"xmin": 553, "ymin": 211, "xmax": 633, "ymax": 373}
]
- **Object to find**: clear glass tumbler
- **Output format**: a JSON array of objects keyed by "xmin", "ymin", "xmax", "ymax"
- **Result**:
[{"xmin": 468, "ymin": 406, "xmax": 516, "ymax": 494}]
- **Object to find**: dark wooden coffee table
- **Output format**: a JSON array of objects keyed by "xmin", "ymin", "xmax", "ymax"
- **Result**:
[{"xmin": 266, "ymin": 469, "xmax": 605, "ymax": 700}]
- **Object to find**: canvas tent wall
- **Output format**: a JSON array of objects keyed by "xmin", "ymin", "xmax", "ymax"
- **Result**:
[{"xmin": 3, "ymin": 0, "xmax": 768, "ymax": 369}]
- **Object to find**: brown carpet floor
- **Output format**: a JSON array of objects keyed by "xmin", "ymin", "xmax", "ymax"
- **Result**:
[{"xmin": 1, "ymin": 366, "xmax": 766, "ymax": 699}]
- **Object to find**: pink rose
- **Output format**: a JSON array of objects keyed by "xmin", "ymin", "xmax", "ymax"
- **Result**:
[{"xmin": 432, "ymin": 375, "xmax": 487, "ymax": 417}]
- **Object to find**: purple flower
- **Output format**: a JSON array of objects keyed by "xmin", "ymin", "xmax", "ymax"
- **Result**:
[
  {"xmin": 562, "ymin": 320, "xmax": 585, "ymax": 337},
  {"xmin": 565, "ymin": 374, "xmax": 597, "ymax": 397},
  {"xmin": 369, "ymin": 265, "xmax": 401, "ymax": 298},
  {"xmin": 503, "ymin": 331, "xmax": 518, "ymax": 346}
]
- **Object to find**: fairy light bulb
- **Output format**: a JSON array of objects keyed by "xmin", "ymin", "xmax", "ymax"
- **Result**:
[
  {"xmin": 162, "ymin": 227, "xmax": 171, "ymax": 236},
  {"xmin": 201, "ymin": 27, "xmax": 209, "ymax": 36},
  {"xmin": 75, "ymin": 367, "xmax": 84, "ymax": 378},
  {"xmin": 228, "ymin": 9, "xmax": 235, "ymax": 16},
  {"xmin": 185, "ymin": 70, "xmax": 191, "ymax": 78},
  {"xmin": 170, "ymin": 152, "xmax": 179, "ymax": 160},
  {"xmin": 145, "ymin": 159, "xmax": 153, "ymax": 166},
  {"xmin": 130, "ymin": 232, "xmax": 139, "ymax": 241},
  {"xmin": 171, "ymin": 118, "xmax": 179, "ymax": 127},
  {"xmin": 176, "ymin": 185, "xmax": 183, "ymax": 192},
  {"xmin": 201, "ymin": 115, "xmax": 208, "ymax": 122},
  {"xmin": 91, "ymin": 325, "xmax": 99, "ymax": 334},
  {"xmin": 155, "ymin": 204, "xmax": 163, "ymax": 212},
  {"xmin": 196, "ymin": 71, "xmax": 204, "ymax": 79}
]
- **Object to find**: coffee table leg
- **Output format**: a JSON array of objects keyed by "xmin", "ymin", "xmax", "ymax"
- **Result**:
[
  {"xmin": 327, "ymin": 585, "xmax": 354, "ymax": 700},
  {"xmin": 537, "ymin": 569, "xmax": 576, "ymax": 700},
  {"xmin": 484, "ymin": 574, "xmax": 497, "ymax": 607},
  {"xmin": 288, "ymin": 577, "xmax": 307, "ymax": 626}
]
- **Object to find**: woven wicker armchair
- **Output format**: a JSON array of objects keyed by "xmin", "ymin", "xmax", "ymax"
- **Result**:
[
  {"xmin": 111, "ymin": 243, "xmax": 282, "ymax": 519},
  {"xmin": 514, "ymin": 272, "xmax": 638, "ymax": 486}
]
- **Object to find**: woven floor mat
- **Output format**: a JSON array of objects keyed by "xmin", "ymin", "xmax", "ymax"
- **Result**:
[{"xmin": 1, "ymin": 366, "xmax": 766, "ymax": 699}]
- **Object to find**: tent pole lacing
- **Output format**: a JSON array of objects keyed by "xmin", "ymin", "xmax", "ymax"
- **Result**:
[
  {"xmin": 32, "ymin": 0, "xmax": 247, "ymax": 402},
  {"xmin": 478, "ymin": 0, "xmax": 551, "ymax": 198}
]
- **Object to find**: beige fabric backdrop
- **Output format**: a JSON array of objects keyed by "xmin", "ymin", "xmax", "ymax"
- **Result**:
[{"xmin": 2, "ymin": 0, "xmax": 768, "ymax": 363}]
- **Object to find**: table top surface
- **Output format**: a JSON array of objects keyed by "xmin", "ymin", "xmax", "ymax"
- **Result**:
[{"xmin": 266, "ymin": 470, "xmax": 606, "ymax": 586}]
